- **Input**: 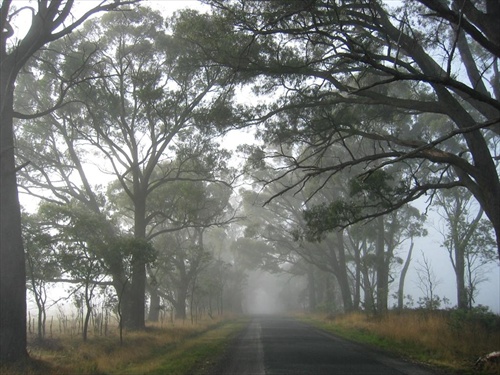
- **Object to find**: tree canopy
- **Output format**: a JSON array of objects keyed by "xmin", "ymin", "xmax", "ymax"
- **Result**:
[{"xmin": 175, "ymin": 0, "xmax": 500, "ymax": 257}]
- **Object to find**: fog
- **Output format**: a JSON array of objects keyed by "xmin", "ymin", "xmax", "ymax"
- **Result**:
[{"xmin": 242, "ymin": 271, "xmax": 306, "ymax": 315}]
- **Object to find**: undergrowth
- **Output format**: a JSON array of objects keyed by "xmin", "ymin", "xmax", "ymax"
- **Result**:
[{"xmin": 300, "ymin": 308, "xmax": 500, "ymax": 374}]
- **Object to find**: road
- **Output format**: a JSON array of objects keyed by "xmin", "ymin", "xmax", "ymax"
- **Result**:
[{"xmin": 213, "ymin": 316, "xmax": 440, "ymax": 375}]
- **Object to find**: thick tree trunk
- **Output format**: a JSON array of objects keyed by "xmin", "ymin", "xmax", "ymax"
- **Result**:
[
  {"xmin": 334, "ymin": 230, "xmax": 353, "ymax": 313},
  {"xmin": 148, "ymin": 287, "xmax": 161, "ymax": 322},
  {"xmin": 128, "ymin": 258, "xmax": 146, "ymax": 329},
  {"xmin": 128, "ymin": 196, "xmax": 147, "ymax": 330},
  {"xmin": 0, "ymin": 75, "xmax": 28, "ymax": 362},
  {"xmin": 174, "ymin": 289, "xmax": 187, "ymax": 320}
]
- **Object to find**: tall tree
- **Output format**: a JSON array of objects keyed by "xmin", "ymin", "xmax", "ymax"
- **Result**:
[
  {"xmin": 147, "ymin": 178, "xmax": 235, "ymax": 320},
  {"xmin": 0, "ymin": 0, "xmax": 137, "ymax": 361},
  {"xmin": 178, "ymin": 0, "xmax": 500, "ymax": 257},
  {"xmin": 15, "ymin": 6, "xmax": 237, "ymax": 329},
  {"xmin": 434, "ymin": 186, "xmax": 496, "ymax": 309}
]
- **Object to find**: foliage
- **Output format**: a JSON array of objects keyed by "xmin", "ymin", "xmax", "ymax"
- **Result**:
[
  {"xmin": 179, "ymin": 0, "xmax": 500, "ymax": 257},
  {"xmin": 449, "ymin": 305, "xmax": 500, "ymax": 333}
]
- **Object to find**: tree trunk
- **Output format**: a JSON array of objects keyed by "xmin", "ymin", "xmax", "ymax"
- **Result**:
[
  {"xmin": 129, "ymin": 195, "xmax": 147, "ymax": 330},
  {"xmin": 307, "ymin": 264, "xmax": 317, "ymax": 312},
  {"xmin": 334, "ymin": 230, "xmax": 353, "ymax": 313},
  {"xmin": 148, "ymin": 287, "xmax": 161, "ymax": 322},
  {"xmin": 362, "ymin": 266, "xmax": 376, "ymax": 314},
  {"xmin": 350, "ymin": 237, "xmax": 363, "ymax": 311},
  {"xmin": 397, "ymin": 240, "xmax": 413, "ymax": 310},
  {"xmin": 0, "ymin": 73, "xmax": 28, "ymax": 362},
  {"xmin": 455, "ymin": 244, "xmax": 468, "ymax": 309},
  {"xmin": 376, "ymin": 217, "xmax": 388, "ymax": 314},
  {"xmin": 174, "ymin": 291, "xmax": 187, "ymax": 320},
  {"xmin": 83, "ymin": 306, "xmax": 91, "ymax": 342},
  {"xmin": 128, "ymin": 258, "xmax": 146, "ymax": 329}
]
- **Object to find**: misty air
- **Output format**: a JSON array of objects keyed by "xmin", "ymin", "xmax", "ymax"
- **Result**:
[{"xmin": 0, "ymin": 1, "xmax": 499, "ymax": 374}]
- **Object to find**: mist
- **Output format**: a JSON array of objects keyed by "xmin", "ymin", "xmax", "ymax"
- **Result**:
[{"xmin": 242, "ymin": 271, "xmax": 306, "ymax": 315}]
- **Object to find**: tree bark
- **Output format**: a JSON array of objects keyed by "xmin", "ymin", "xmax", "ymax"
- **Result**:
[
  {"xmin": 127, "ymin": 257, "xmax": 146, "ymax": 329},
  {"xmin": 0, "ymin": 69, "xmax": 28, "ymax": 362},
  {"xmin": 128, "ymin": 193, "xmax": 147, "ymax": 329}
]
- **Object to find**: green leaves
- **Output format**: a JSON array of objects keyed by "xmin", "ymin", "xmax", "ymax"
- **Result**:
[{"xmin": 109, "ymin": 237, "xmax": 157, "ymax": 265}]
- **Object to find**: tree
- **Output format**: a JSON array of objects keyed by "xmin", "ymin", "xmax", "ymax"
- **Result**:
[
  {"xmin": 179, "ymin": 0, "xmax": 500, "ymax": 257},
  {"xmin": 0, "ymin": 0, "xmax": 138, "ymax": 362},
  {"xmin": 395, "ymin": 239, "xmax": 414, "ymax": 311},
  {"xmin": 147, "ymin": 178, "xmax": 235, "ymax": 320},
  {"xmin": 416, "ymin": 252, "xmax": 445, "ymax": 310},
  {"xmin": 303, "ymin": 165, "xmax": 427, "ymax": 313},
  {"xmin": 22, "ymin": 212, "xmax": 60, "ymax": 341},
  {"xmin": 237, "ymin": 162, "xmax": 356, "ymax": 312},
  {"xmin": 434, "ymin": 186, "xmax": 497, "ymax": 309},
  {"xmin": 14, "ymin": 6, "xmax": 237, "ymax": 329},
  {"xmin": 35, "ymin": 200, "xmax": 146, "ymax": 341}
]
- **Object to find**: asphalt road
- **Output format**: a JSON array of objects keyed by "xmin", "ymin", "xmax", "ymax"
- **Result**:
[{"xmin": 215, "ymin": 316, "xmax": 440, "ymax": 375}]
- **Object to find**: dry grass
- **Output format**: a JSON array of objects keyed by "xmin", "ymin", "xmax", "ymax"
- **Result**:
[
  {"xmin": 302, "ymin": 310, "xmax": 500, "ymax": 373},
  {"xmin": 1, "ymin": 316, "xmax": 236, "ymax": 375}
]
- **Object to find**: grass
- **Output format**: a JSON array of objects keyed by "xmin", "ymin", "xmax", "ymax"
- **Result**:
[
  {"xmin": 122, "ymin": 320, "xmax": 246, "ymax": 375},
  {"xmin": 0, "ymin": 316, "xmax": 247, "ymax": 375},
  {"xmin": 298, "ymin": 310, "xmax": 500, "ymax": 374}
]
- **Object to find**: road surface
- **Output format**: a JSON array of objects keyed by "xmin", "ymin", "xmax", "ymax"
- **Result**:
[{"xmin": 211, "ymin": 316, "xmax": 440, "ymax": 375}]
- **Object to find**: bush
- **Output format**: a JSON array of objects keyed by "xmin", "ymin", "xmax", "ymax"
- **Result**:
[{"xmin": 449, "ymin": 305, "xmax": 500, "ymax": 333}]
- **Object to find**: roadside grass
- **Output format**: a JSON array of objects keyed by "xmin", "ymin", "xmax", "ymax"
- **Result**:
[
  {"xmin": 0, "ymin": 316, "xmax": 247, "ymax": 375},
  {"xmin": 121, "ymin": 320, "xmax": 246, "ymax": 375},
  {"xmin": 298, "ymin": 309, "xmax": 500, "ymax": 374}
]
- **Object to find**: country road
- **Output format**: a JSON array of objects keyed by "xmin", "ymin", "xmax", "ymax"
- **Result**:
[{"xmin": 210, "ymin": 316, "xmax": 441, "ymax": 375}]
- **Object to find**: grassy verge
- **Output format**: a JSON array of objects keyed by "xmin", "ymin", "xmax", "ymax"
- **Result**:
[
  {"xmin": 297, "ymin": 310, "xmax": 500, "ymax": 374},
  {"xmin": 116, "ymin": 319, "xmax": 247, "ymax": 375},
  {"xmin": 0, "ymin": 316, "xmax": 248, "ymax": 375}
]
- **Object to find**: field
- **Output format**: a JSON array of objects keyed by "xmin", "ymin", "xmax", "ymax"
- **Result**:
[{"xmin": 0, "ymin": 316, "xmax": 246, "ymax": 375}]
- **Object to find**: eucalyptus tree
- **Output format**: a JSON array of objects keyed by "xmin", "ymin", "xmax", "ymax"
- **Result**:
[
  {"xmin": 35, "ymin": 201, "xmax": 128, "ymax": 341},
  {"xmin": 22, "ymin": 212, "xmax": 60, "ymax": 341},
  {"xmin": 15, "ymin": 6, "xmax": 237, "ymax": 329},
  {"xmin": 0, "ymin": 0, "xmax": 138, "ymax": 361},
  {"xmin": 240, "ymin": 140, "xmax": 428, "ymax": 313},
  {"xmin": 178, "ymin": 0, "xmax": 500, "ymax": 257},
  {"xmin": 153, "ymin": 228, "xmax": 210, "ymax": 320},
  {"xmin": 237, "ymin": 162, "xmax": 356, "ymax": 312},
  {"xmin": 148, "ymin": 179, "xmax": 235, "ymax": 320},
  {"xmin": 434, "ymin": 186, "xmax": 496, "ymax": 309}
]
